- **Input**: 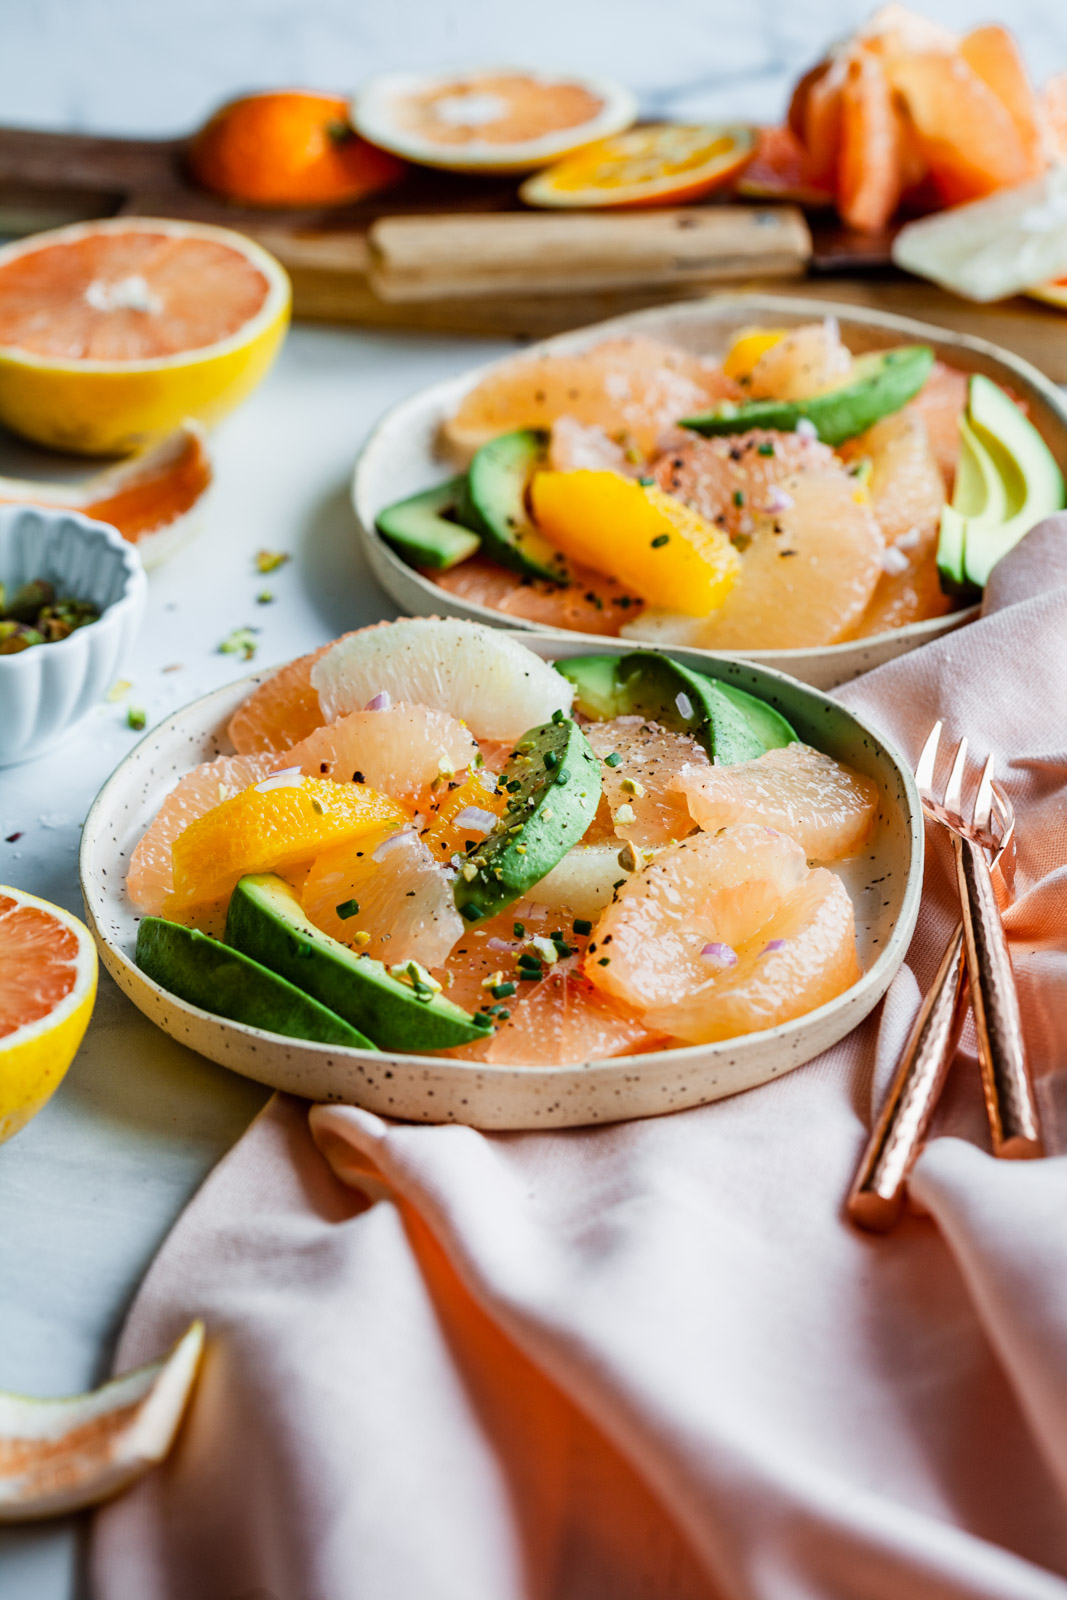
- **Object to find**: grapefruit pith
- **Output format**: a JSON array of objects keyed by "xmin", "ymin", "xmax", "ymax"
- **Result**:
[{"xmin": 0, "ymin": 218, "xmax": 290, "ymax": 454}]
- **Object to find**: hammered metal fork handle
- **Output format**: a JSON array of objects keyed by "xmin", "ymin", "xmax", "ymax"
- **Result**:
[
  {"xmin": 953, "ymin": 832, "xmax": 1043, "ymax": 1159},
  {"xmin": 848, "ymin": 924, "xmax": 968, "ymax": 1232}
]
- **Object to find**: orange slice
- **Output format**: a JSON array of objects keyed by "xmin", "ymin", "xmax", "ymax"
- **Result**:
[
  {"xmin": 529, "ymin": 471, "xmax": 740, "ymax": 616},
  {"xmin": 190, "ymin": 91, "xmax": 406, "ymax": 207},
  {"xmin": 0, "ymin": 218, "xmax": 290, "ymax": 454},
  {"xmin": 520, "ymin": 124, "xmax": 757, "ymax": 209},
  {"xmin": 0, "ymin": 422, "xmax": 212, "ymax": 567},
  {"xmin": 0, "ymin": 886, "xmax": 97, "ymax": 1143},
  {"xmin": 353, "ymin": 69, "xmax": 636, "ymax": 174},
  {"xmin": 164, "ymin": 776, "xmax": 404, "ymax": 916},
  {"xmin": 672, "ymin": 742, "xmax": 879, "ymax": 860}
]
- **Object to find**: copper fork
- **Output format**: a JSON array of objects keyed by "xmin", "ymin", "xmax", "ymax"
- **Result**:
[
  {"xmin": 916, "ymin": 724, "xmax": 1041, "ymax": 1161},
  {"xmin": 848, "ymin": 780, "xmax": 1015, "ymax": 1232}
]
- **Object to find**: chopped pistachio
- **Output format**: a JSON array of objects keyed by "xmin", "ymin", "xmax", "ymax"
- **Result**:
[
  {"xmin": 255, "ymin": 549, "xmax": 290, "ymax": 574},
  {"xmin": 126, "ymin": 706, "xmax": 147, "ymax": 731}
]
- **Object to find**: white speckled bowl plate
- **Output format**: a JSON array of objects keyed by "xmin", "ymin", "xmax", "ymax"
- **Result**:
[
  {"xmin": 79, "ymin": 632, "xmax": 922, "ymax": 1129},
  {"xmin": 352, "ymin": 292, "xmax": 1067, "ymax": 691}
]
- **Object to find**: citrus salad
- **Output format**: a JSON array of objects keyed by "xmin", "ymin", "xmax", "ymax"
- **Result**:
[
  {"xmin": 375, "ymin": 320, "xmax": 1063, "ymax": 650},
  {"xmin": 129, "ymin": 618, "xmax": 880, "ymax": 1066}
]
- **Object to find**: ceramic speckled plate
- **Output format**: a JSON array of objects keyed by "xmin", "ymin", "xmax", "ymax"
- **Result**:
[
  {"xmin": 352, "ymin": 292, "xmax": 1067, "ymax": 691},
  {"xmin": 79, "ymin": 632, "xmax": 923, "ymax": 1129}
]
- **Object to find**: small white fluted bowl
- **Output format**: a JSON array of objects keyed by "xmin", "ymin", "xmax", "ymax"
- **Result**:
[{"xmin": 0, "ymin": 506, "xmax": 146, "ymax": 766}]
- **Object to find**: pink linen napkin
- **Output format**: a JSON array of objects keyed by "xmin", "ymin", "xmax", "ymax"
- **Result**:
[{"xmin": 92, "ymin": 523, "xmax": 1067, "ymax": 1600}]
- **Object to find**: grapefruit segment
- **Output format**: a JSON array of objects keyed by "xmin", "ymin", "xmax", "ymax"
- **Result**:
[
  {"xmin": 442, "ymin": 336, "xmax": 739, "ymax": 462},
  {"xmin": 959, "ymin": 27, "xmax": 1044, "ymax": 174},
  {"xmin": 279, "ymin": 702, "xmax": 479, "ymax": 809},
  {"xmin": 584, "ymin": 717, "xmax": 709, "ymax": 848},
  {"xmin": 301, "ymin": 826, "xmax": 463, "ymax": 966},
  {"xmin": 842, "ymin": 408, "xmax": 944, "ymax": 546},
  {"xmin": 0, "ymin": 218, "xmax": 290, "ymax": 456},
  {"xmin": 227, "ymin": 637, "xmax": 356, "ymax": 756},
  {"xmin": 650, "ymin": 428, "xmax": 836, "ymax": 530},
  {"xmin": 838, "ymin": 48, "xmax": 904, "ymax": 234},
  {"xmin": 673, "ymin": 742, "xmax": 879, "ymax": 860},
  {"xmin": 485, "ymin": 967, "xmax": 662, "ymax": 1065},
  {"xmin": 889, "ymin": 51, "xmax": 1036, "ymax": 206},
  {"xmin": 583, "ymin": 826, "xmax": 859, "ymax": 1044},
  {"xmin": 908, "ymin": 360, "xmax": 968, "ymax": 489},
  {"xmin": 429, "ymin": 555, "xmax": 642, "ymax": 637},
  {"xmin": 747, "ymin": 320, "xmax": 854, "ymax": 400},
  {"xmin": 310, "ymin": 617, "xmax": 573, "ymax": 742}
]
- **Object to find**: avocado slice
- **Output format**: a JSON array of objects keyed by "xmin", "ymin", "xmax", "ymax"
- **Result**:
[
  {"xmin": 462, "ymin": 429, "xmax": 569, "ymax": 582},
  {"xmin": 225, "ymin": 875, "xmax": 493, "ymax": 1051},
  {"xmin": 555, "ymin": 652, "xmax": 778, "ymax": 764},
  {"xmin": 713, "ymin": 682, "xmax": 798, "ymax": 751},
  {"xmin": 453, "ymin": 716, "xmax": 601, "ymax": 922},
  {"xmin": 135, "ymin": 916, "xmax": 374, "ymax": 1048},
  {"xmin": 937, "ymin": 374, "xmax": 1066, "ymax": 590},
  {"xmin": 375, "ymin": 476, "xmax": 481, "ymax": 571},
  {"xmin": 680, "ymin": 345, "xmax": 936, "ymax": 447}
]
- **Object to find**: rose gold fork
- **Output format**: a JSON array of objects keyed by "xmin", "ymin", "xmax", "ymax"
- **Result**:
[
  {"xmin": 847, "ymin": 778, "xmax": 1015, "ymax": 1232},
  {"xmin": 921, "ymin": 723, "xmax": 1041, "ymax": 1161}
]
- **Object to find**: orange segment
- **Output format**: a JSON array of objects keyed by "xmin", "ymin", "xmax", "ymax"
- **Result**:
[
  {"xmin": 127, "ymin": 751, "xmax": 280, "ymax": 915},
  {"xmin": 164, "ymin": 776, "xmax": 405, "ymax": 916},
  {"xmin": 429, "ymin": 554, "xmax": 643, "ymax": 637},
  {"xmin": 838, "ymin": 48, "xmax": 904, "ymax": 234},
  {"xmin": 279, "ymin": 702, "xmax": 479, "ymax": 808},
  {"xmin": 673, "ymin": 742, "xmax": 879, "ymax": 860},
  {"xmin": 721, "ymin": 328, "xmax": 788, "ymax": 383},
  {"xmin": 420, "ymin": 770, "xmax": 508, "ymax": 864},
  {"xmin": 190, "ymin": 92, "xmax": 406, "ymax": 208},
  {"xmin": 529, "ymin": 470, "xmax": 740, "ymax": 616},
  {"xmin": 442, "ymin": 335, "xmax": 739, "ymax": 462},
  {"xmin": 520, "ymin": 124, "xmax": 757, "ymax": 209},
  {"xmin": 1042, "ymin": 71, "xmax": 1067, "ymax": 160},
  {"xmin": 959, "ymin": 27, "xmax": 1044, "ymax": 173},
  {"xmin": 889, "ymin": 50, "xmax": 1036, "ymax": 206},
  {"xmin": 301, "ymin": 826, "xmax": 463, "ymax": 967}
]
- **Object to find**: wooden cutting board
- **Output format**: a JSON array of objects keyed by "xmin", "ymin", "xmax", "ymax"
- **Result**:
[{"xmin": 2, "ymin": 123, "xmax": 1067, "ymax": 377}]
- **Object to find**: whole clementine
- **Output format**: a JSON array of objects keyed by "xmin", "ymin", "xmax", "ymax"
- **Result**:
[{"xmin": 189, "ymin": 91, "xmax": 406, "ymax": 208}]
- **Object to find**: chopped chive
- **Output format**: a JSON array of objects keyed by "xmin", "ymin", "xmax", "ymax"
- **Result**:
[
  {"xmin": 757, "ymin": 442, "xmax": 775, "ymax": 456},
  {"xmin": 335, "ymin": 899, "xmax": 360, "ymax": 920},
  {"xmin": 555, "ymin": 768, "xmax": 570, "ymax": 785},
  {"xmin": 604, "ymin": 751, "xmax": 623, "ymax": 768},
  {"xmin": 733, "ymin": 490, "xmax": 745, "ymax": 506},
  {"xmin": 460, "ymin": 903, "xmax": 484, "ymax": 922},
  {"xmin": 573, "ymin": 918, "xmax": 593, "ymax": 935},
  {"xmin": 492, "ymin": 1007, "xmax": 511, "ymax": 1020},
  {"xmin": 598, "ymin": 956, "xmax": 611, "ymax": 966},
  {"xmin": 513, "ymin": 921, "xmax": 525, "ymax": 938},
  {"xmin": 551, "ymin": 708, "xmax": 565, "ymax": 723},
  {"xmin": 491, "ymin": 981, "xmax": 517, "ymax": 999},
  {"xmin": 544, "ymin": 750, "xmax": 560, "ymax": 770},
  {"xmin": 650, "ymin": 533, "xmax": 670, "ymax": 548},
  {"xmin": 507, "ymin": 778, "xmax": 522, "ymax": 792}
]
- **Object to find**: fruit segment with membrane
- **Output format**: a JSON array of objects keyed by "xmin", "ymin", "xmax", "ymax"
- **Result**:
[
  {"xmin": 279, "ymin": 702, "xmax": 478, "ymax": 809},
  {"xmin": 301, "ymin": 825, "xmax": 463, "ymax": 966},
  {"xmin": 311, "ymin": 616, "xmax": 572, "ymax": 742},
  {"xmin": 584, "ymin": 825, "xmax": 860, "ymax": 1045},
  {"xmin": 529, "ymin": 471, "xmax": 740, "ymax": 617},
  {"xmin": 624, "ymin": 469, "xmax": 883, "ymax": 650},
  {"xmin": 441, "ymin": 336, "xmax": 738, "ymax": 462},
  {"xmin": 164, "ymin": 776, "xmax": 405, "ymax": 916},
  {"xmin": 672, "ymin": 742, "xmax": 878, "ymax": 860}
]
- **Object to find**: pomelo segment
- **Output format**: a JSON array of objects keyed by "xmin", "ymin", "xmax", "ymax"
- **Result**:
[
  {"xmin": 673, "ymin": 742, "xmax": 878, "ymax": 860},
  {"xmin": 441, "ymin": 336, "xmax": 739, "ymax": 462},
  {"xmin": 584, "ymin": 825, "xmax": 859, "ymax": 1044},
  {"xmin": 127, "ymin": 751, "xmax": 279, "ymax": 914},
  {"xmin": 301, "ymin": 826, "xmax": 463, "ymax": 967},
  {"xmin": 747, "ymin": 320, "xmax": 853, "ymax": 400},
  {"xmin": 279, "ymin": 702, "xmax": 478, "ymax": 809},
  {"xmin": 310, "ymin": 617, "xmax": 572, "ymax": 742}
]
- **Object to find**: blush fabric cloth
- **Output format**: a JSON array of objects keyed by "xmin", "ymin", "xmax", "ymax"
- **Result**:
[{"xmin": 91, "ymin": 523, "xmax": 1067, "ymax": 1600}]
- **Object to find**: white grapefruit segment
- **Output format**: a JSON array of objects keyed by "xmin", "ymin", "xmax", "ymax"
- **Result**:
[
  {"xmin": 0, "ymin": 1320, "xmax": 203, "ymax": 1522},
  {"xmin": 310, "ymin": 617, "xmax": 572, "ymax": 741}
]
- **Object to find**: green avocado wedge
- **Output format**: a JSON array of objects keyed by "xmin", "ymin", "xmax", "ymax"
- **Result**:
[
  {"xmin": 461, "ymin": 429, "xmax": 569, "ymax": 582},
  {"xmin": 680, "ymin": 345, "xmax": 936, "ymax": 447},
  {"xmin": 453, "ymin": 716, "xmax": 601, "ymax": 922},
  {"xmin": 375, "ymin": 476, "xmax": 481, "ymax": 571},
  {"xmin": 225, "ymin": 875, "xmax": 493, "ymax": 1051},
  {"xmin": 937, "ymin": 374, "xmax": 1066, "ymax": 590},
  {"xmin": 555, "ymin": 652, "xmax": 789, "ymax": 763},
  {"xmin": 135, "ymin": 916, "xmax": 374, "ymax": 1048}
]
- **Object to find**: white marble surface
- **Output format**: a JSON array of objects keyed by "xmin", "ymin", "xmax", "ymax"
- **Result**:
[{"xmin": 3, "ymin": 2, "xmax": 1067, "ymax": 1596}]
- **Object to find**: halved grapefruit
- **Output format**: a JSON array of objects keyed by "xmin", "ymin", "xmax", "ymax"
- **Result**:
[
  {"xmin": 520, "ymin": 124, "xmax": 757, "ymax": 209},
  {"xmin": 0, "ymin": 218, "xmax": 290, "ymax": 454},
  {"xmin": 352, "ymin": 68, "xmax": 636, "ymax": 173},
  {"xmin": 0, "ymin": 886, "xmax": 98, "ymax": 1143}
]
